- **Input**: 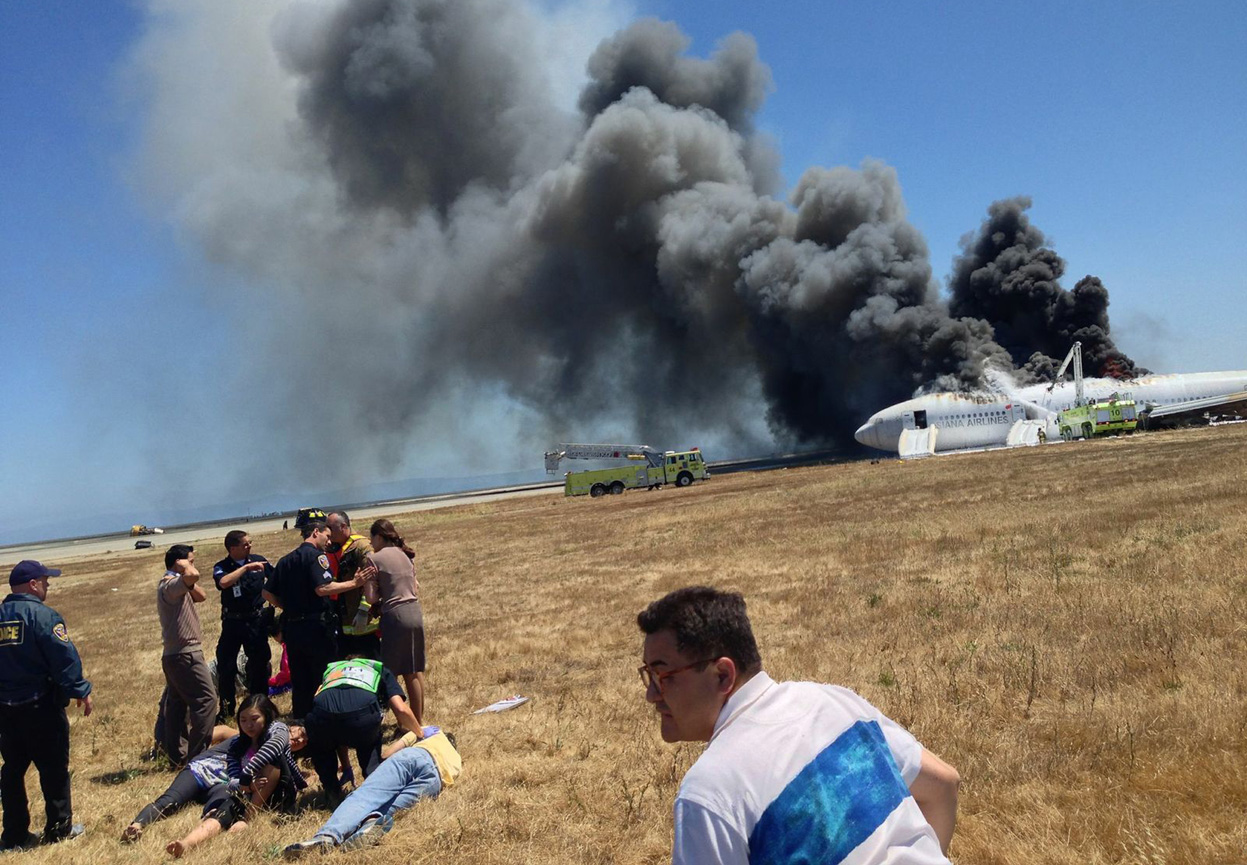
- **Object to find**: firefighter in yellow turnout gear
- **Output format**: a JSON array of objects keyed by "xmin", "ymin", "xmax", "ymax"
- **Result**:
[{"xmin": 326, "ymin": 513, "xmax": 380, "ymax": 660}]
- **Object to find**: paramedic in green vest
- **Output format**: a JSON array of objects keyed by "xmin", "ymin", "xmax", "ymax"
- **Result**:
[
  {"xmin": 325, "ymin": 512, "xmax": 380, "ymax": 660},
  {"xmin": 302, "ymin": 657, "xmax": 421, "ymax": 806}
]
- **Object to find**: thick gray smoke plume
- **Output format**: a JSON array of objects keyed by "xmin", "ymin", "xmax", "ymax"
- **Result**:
[
  {"xmin": 948, "ymin": 197, "xmax": 1144, "ymax": 381},
  {"xmin": 133, "ymin": 0, "xmax": 1138, "ymax": 495},
  {"xmin": 277, "ymin": 0, "xmax": 575, "ymax": 215}
]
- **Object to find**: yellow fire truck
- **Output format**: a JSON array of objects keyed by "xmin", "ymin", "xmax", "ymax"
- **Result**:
[
  {"xmin": 544, "ymin": 444, "xmax": 710, "ymax": 497},
  {"xmin": 1058, "ymin": 396, "xmax": 1138, "ymax": 440},
  {"xmin": 1050, "ymin": 342, "xmax": 1138, "ymax": 440}
]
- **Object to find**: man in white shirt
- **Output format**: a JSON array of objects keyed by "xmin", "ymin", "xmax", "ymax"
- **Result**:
[{"xmin": 637, "ymin": 586, "xmax": 960, "ymax": 864}]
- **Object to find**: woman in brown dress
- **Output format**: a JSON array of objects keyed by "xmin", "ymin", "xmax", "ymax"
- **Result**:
[{"xmin": 361, "ymin": 519, "xmax": 425, "ymax": 725}]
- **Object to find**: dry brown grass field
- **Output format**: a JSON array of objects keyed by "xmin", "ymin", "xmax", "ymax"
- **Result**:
[{"xmin": 8, "ymin": 424, "xmax": 1247, "ymax": 864}]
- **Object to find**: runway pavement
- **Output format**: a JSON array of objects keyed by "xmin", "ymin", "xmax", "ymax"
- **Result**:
[
  {"xmin": 1, "ymin": 449, "xmax": 851, "ymax": 567},
  {"xmin": 0, "ymin": 485, "xmax": 563, "ymax": 565}
]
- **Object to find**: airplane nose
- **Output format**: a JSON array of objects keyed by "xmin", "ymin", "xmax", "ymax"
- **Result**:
[{"xmin": 855, "ymin": 421, "xmax": 877, "ymax": 449}]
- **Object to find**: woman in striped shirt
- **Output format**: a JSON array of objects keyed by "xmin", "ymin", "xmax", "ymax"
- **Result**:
[{"xmin": 165, "ymin": 695, "xmax": 306, "ymax": 858}]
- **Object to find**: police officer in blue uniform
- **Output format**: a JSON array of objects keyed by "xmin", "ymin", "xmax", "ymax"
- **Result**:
[
  {"xmin": 263, "ymin": 520, "xmax": 362, "ymax": 718},
  {"xmin": 211, "ymin": 530, "xmax": 274, "ymax": 722},
  {"xmin": 0, "ymin": 560, "xmax": 92, "ymax": 849}
]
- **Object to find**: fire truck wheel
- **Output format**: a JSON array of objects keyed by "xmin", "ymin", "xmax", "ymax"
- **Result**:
[
  {"xmin": 676, "ymin": 472, "xmax": 693, "ymax": 487},
  {"xmin": 590, "ymin": 484, "xmax": 607, "ymax": 497},
  {"xmin": 609, "ymin": 481, "xmax": 625, "ymax": 495}
]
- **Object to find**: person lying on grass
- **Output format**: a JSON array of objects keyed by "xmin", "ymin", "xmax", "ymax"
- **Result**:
[
  {"xmin": 282, "ymin": 727, "xmax": 461, "ymax": 859},
  {"xmin": 163, "ymin": 694, "xmax": 307, "ymax": 858},
  {"xmin": 122, "ymin": 736, "xmax": 232, "ymax": 843},
  {"xmin": 123, "ymin": 723, "xmax": 257, "ymax": 841}
]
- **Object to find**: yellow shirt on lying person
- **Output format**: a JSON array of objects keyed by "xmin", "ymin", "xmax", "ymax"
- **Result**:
[{"xmin": 395, "ymin": 729, "xmax": 462, "ymax": 787}]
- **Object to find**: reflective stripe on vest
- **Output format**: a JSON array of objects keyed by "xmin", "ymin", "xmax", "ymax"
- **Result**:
[
  {"xmin": 337, "ymin": 535, "xmax": 379, "ymax": 635},
  {"xmin": 315, "ymin": 659, "xmax": 383, "ymax": 696},
  {"xmin": 342, "ymin": 597, "xmax": 379, "ymax": 636}
]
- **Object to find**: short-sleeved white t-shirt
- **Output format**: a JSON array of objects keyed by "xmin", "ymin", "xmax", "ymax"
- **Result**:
[{"xmin": 673, "ymin": 672, "xmax": 949, "ymax": 865}]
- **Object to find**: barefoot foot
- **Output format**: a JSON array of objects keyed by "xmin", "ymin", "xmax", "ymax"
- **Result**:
[{"xmin": 166, "ymin": 840, "xmax": 185, "ymax": 858}]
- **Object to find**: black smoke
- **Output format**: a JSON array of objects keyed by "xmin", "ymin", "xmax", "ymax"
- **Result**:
[
  {"xmin": 948, "ymin": 197, "xmax": 1144, "ymax": 381},
  {"xmin": 135, "ymin": 0, "xmax": 1140, "ymax": 492}
]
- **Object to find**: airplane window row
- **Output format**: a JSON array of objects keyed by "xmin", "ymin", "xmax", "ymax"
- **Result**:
[{"xmin": 955, "ymin": 410, "xmax": 1008, "ymax": 419}]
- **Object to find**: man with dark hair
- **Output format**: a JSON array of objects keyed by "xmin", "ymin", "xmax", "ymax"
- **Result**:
[
  {"xmin": 264, "ymin": 522, "xmax": 363, "ymax": 717},
  {"xmin": 638, "ymin": 586, "xmax": 960, "ymax": 865},
  {"xmin": 211, "ymin": 531, "xmax": 274, "ymax": 722},
  {"xmin": 0, "ymin": 561, "xmax": 92, "ymax": 849},
  {"xmin": 158, "ymin": 544, "xmax": 218, "ymax": 766},
  {"xmin": 325, "ymin": 512, "xmax": 379, "ymax": 660}
]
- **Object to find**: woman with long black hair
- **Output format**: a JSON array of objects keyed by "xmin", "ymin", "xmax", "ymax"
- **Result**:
[{"xmin": 163, "ymin": 694, "xmax": 306, "ymax": 857}]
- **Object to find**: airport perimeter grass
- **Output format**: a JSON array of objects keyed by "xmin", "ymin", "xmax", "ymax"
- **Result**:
[{"xmin": 10, "ymin": 423, "xmax": 1247, "ymax": 864}]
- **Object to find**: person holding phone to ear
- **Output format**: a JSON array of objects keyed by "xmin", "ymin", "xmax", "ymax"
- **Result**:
[{"xmin": 158, "ymin": 544, "xmax": 218, "ymax": 767}]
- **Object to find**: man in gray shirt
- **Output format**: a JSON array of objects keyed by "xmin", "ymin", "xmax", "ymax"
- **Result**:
[{"xmin": 157, "ymin": 544, "xmax": 217, "ymax": 766}]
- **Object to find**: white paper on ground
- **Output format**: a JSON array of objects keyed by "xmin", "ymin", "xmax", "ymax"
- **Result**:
[{"xmin": 472, "ymin": 695, "xmax": 530, "ymax": 714}]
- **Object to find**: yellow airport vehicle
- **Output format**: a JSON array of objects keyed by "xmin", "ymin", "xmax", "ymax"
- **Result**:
[
  {"xmin": 1058, "ymin": 396, "xmax": 1138, "ymax": 440},
  {"xmin": 544, "ymin": 444, "xmax": 710, "ymax": 497},
  {"xmin": 1050, "ymin": 342, "xmax": 1138, "ymax": 440}
]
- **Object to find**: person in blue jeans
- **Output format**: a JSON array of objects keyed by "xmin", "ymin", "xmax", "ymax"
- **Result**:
[{"xmin": 283, "ymin": 728, "xmax": 460, "ymax": 858}]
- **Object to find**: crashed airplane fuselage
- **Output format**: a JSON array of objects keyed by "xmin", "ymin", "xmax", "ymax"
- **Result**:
[{"xmin": 854, "ymin": 371, "xmax": 1247, "ymax": 457}]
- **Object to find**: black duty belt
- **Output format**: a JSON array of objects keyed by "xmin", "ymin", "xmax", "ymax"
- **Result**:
[
  {"xmin": 222, "ymin": 610, "xmax": 263, "ymax": 621},
  {"xmin": 309, "ymin": 701, "xmax": 382, "ymax": 722},
  {"xmin": 282, "ymin": 613, "xmax": 331, "ymax": 624},
  {"xmin": 0, "ymin": 692, "xmax": 47, "ymax": 709}
]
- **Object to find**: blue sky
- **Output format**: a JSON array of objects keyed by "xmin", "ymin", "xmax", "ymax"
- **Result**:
[
  {"xmin": 659, "ymin": 0, "xmax": 1247, "ymax": 369},
  {"xmin": 2, "ymin": 1, "xmax": 1245, "ymax": 543}
]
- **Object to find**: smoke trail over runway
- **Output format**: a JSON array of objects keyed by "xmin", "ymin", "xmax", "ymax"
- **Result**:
[{"xmin": 132, "ymin": 0, "xmax": 1140, "ymax": 489}]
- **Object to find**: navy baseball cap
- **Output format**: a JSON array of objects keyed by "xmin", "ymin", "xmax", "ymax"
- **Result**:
[{"xmin": 9, "ymin": 560, "xmax": 62, "ymax": 586}]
